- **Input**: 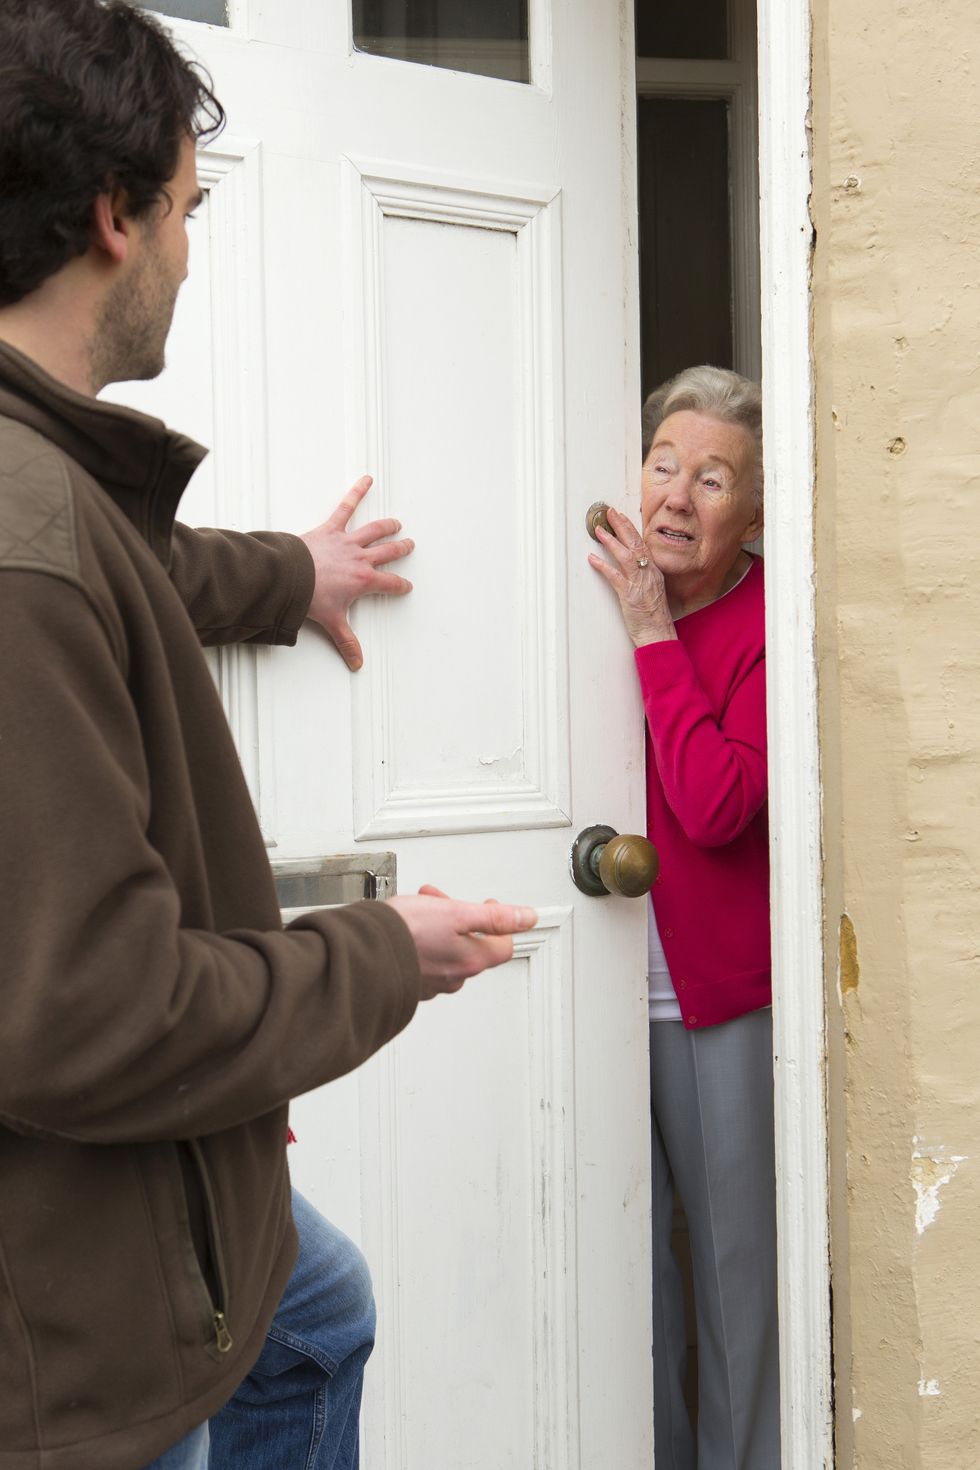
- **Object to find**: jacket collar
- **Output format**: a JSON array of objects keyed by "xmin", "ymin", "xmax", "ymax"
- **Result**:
[{"xmin": 0, "ymin": 340, "xmax": 207, "ymax": 565}]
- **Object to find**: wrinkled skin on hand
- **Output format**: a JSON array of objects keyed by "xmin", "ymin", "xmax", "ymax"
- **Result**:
[{"xmin": 587, "ymin": 505, "xmax": 677, "ymax": 647}]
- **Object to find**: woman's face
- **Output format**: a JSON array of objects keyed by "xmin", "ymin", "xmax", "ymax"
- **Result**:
[{"xmin": 640, "ymin": 410, "xmax": 763, "ymax": 585}]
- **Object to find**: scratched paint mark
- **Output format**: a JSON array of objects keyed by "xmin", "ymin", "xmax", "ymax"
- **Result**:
[
  {"xmin": 918, "ymin": 1379, "xmax": 940, "ymax": 1397},
  {"xmin": 852, "ymin": 1407, "xmax": 863, "ymax": 1422},
  {"xmin": 911, "ymin": 1138, "xmax": 967, "ymax": 1234},
  {"xmin": 477, "ymin": 745, "xmax": 522, "ymax": 772},
  {"xmin": 839, "ymin": 913, "xmax": 860, "ymax": 996}
]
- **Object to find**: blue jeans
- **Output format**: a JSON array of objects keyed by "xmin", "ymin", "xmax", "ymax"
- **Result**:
[{"xmin": 143, "ymin": 1189, "xmax": 376, "ymax": 1470}]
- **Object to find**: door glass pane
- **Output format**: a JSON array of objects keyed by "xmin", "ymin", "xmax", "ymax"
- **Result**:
[
  {"xmin": 138, "ymin": 0, "xmax": 229, "ymax": 24},
  {"xmin": 354, "ymin": 0, "xmax": 529, "ymax": 84},
  {"xmin": 637, "ymin": 97, "xmax": 733, "ymax": 394},
  {"xmin": 635, "ymin": 0, "xmax": 728, "ymax": 60}
]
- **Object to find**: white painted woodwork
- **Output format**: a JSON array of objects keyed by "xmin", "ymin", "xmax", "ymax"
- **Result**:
[
  {"xmin": 105, "ymin": 2, "xmax": 653, "ymax": 1466},
  {"xmin": 757, "ymin": 0, "xmax": 835, "ymax": 1464},
  {"xmin": 342, "ymin": 161, "xmax": 568, "ymax": 838}
]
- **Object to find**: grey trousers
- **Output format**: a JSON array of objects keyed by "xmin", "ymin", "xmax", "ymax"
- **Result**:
[{"xmin": 649, "ymin": 1010, "xmax": 781, "ymax": 1470}]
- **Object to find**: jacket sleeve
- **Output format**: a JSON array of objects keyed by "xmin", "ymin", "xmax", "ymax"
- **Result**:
[
  {"xmin": 168, "ymin": 524, "xmax": 315, "ymax": 646},
  {"xmin": 0, "ymin": 570, "xmax": 420, "ymax": 1146},
  {"xmin": 634, "ymin": 639, "xmax": 768, "ymax": 847}
]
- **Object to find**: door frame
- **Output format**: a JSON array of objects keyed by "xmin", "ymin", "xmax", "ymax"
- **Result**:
[
  {"xmin": 151, "ymin": 1, "xmax": 831, "ymax": 1459},
  {"xmin": 756, "ymin": 0, "xmax": 834, "ymax": 1465}
]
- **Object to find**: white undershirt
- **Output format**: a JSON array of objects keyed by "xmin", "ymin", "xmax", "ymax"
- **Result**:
[
  {"xmin": 647, "ymin": 901, "xmax": 681, "ymax": 1021},
  {"xmin": 646, "ymin": 558, "xmax": 755, "ymax": 1023}
]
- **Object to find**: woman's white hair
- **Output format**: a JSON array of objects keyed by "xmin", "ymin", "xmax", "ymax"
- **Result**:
[{"xmin": 641, "ymin": 364, "xmax": 763, "ymax": 505}]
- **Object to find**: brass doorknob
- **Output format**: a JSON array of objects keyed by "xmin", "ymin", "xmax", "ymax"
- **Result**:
[
  {"xmin": 585, "ymin": 501, "xmax": 612, "ymax": 540},
  {"xmin": 570, "ymin": 824, "xmax": 659, "ymax": 898}
]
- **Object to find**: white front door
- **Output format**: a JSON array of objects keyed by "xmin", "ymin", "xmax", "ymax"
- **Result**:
[{"xmin": 114, "ymin": 2, "xmax": 651, "ymax": 1463}]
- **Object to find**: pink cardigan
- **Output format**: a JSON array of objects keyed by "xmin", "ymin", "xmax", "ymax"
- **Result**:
[{"xmin": 635, "ymin": 554, "xmax": 770, "ymax": 1029}]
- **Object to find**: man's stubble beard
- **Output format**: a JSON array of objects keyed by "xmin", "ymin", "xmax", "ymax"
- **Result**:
[{"xmin": 91, "ymin": 229, "xmax": 180, "ymax": 391}]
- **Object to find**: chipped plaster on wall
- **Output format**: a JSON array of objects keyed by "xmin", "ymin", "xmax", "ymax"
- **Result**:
[
  {"xmin": 812, "ymin": 0, "xmax": 980, "ymax": 1465},
  {"xmin": 911, "ymin": 1143, "xmax": 967, "ymax": 1237}
]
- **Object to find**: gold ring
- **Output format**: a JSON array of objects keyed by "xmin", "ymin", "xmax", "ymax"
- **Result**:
[{"xmin": 636, "ymin": 556, "xmax": 649, "ymax": 569}]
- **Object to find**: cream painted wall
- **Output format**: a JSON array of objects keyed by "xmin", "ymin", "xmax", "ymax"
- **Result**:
[{"xmin": 811, "ymin": 1, "xmax": 980, "ymax": 1464}]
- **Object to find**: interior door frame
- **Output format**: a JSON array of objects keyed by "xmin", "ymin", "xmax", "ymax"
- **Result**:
[
  {"xmin": 634, "ymin": 0, "xmax": 761, "ymax": 383},
  {"xmin": 756, "ymin": 0, "xmax": 834, "ymax": 1465},
  {"xmin": 627, "ymin": 0, "xmax": 831, "ymax": 1459}
]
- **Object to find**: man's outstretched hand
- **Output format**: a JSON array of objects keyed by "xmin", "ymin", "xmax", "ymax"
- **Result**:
[
  {"xmin": 386, "ymin": 886, "xmax": 538, "ymax": 1000},
  {"xmin": 300, "ymin": 475, "xmax": 414, "ymax": 670}
]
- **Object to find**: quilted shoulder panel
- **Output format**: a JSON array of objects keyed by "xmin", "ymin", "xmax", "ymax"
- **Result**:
[{"xmin": 0, "ymin": 420, "xmax": 78, "ymax": 578}]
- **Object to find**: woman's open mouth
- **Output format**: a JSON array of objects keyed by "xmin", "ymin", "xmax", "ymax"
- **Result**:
[{"xmin": 656, "ymin": 527, "xmax": 694, "ymax": 544}]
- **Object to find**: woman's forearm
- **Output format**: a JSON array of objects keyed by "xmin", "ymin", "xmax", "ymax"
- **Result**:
[{"xmin": 636, "ymin": 642, "xmax": 768, "ymax": 846}]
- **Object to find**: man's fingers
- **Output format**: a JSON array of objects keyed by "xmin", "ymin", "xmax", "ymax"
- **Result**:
[
  {"xmin": 467, "ymin": 933, "xmax": 514, "ymax": 970},
  {"xmin": 350, "ymin": 517, "xmax": 403, "ymax": 547},
  {"xmin": 324, "ymin": 475, "xmax": 373, "ymax": 531},
  {"xmin": 365, "ymin": 537, "xmax": 414, "ymax": 565},
  {"xmin": 386, "ymin": 892, "xmax": 537, "ymax": 996},
  {"xmin": 328, "ymin": 619, "xmax": 364, "ymax": 671},
  {"xmin": 368, "ymin": 572, "xmax": 413, "ymax": 596},
  {"xmin": 454, "ymin": 901, "xmax": 538, "ymax": 937}
]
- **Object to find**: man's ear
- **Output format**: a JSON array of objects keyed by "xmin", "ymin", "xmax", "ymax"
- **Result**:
[{"xmin": 91, "ymin": 188, "xmax": 133, "ymax": 266}]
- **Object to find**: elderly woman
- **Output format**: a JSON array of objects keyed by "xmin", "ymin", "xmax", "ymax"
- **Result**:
[{"xmin": 589, "ymin": 365, "xmax": 778, "ymax": 1470}]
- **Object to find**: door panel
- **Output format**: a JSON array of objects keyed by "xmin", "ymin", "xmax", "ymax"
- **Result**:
[
  {"xmin": 106, "ymin": 4, "xmax": 652, "ymax": 1464},
  {"xmin": 358, "ymin": 910, "xmax": 577, "ymax": 1465},
  {"xmin": 343, "ymin": 161, "xmax": 568, "ymax": 839}
]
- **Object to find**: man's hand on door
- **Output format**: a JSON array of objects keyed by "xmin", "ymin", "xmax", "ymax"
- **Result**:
[
  {"xmin": 300, "ymin": 474, "xmax": 414, "ymax": 670},
  {"xmin": 386, "ymin": 886, "xmax": 538, "ymax": 999}
]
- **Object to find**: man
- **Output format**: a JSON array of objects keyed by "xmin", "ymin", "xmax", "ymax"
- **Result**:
[{"xmin": 0, "ymin": 3, "xmax": 536, "ymax": 1468}]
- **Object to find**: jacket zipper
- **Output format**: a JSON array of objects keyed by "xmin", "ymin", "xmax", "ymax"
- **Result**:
[{"xmin": 185, "ymin": 1139, "xmax": 234, "ymax": 1354}]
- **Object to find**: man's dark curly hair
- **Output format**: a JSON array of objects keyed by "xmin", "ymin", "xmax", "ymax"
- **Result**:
[{"xmin": 0, "ymin": 0, "xmax": 225, "ymax": 306}]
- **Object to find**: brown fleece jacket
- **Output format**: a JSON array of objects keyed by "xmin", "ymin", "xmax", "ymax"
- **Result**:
[{"xmin": 0, "ymin": 343, "xmax": 421, "ymax": 1470}]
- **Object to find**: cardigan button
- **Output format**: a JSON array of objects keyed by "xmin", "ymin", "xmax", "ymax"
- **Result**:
[
  {"xmin": 687, "ymin": 1015, "xmax": 698, "ymax": 1026},
  {"xmin": 654, "ymin": 874, "xmax": 663, "ymax": 886},
  {"xmin": 678, "ymin": 979, "xmax": 687, "ymax": 990},
  {"xmin": 663, "ymin": 927, "xmax": 674, "ymax": 939}
]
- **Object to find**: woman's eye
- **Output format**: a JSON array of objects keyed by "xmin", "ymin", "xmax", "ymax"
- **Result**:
[{"xmin": 703, "ymin": 476, "xmax": 722, "ymax": 490}]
